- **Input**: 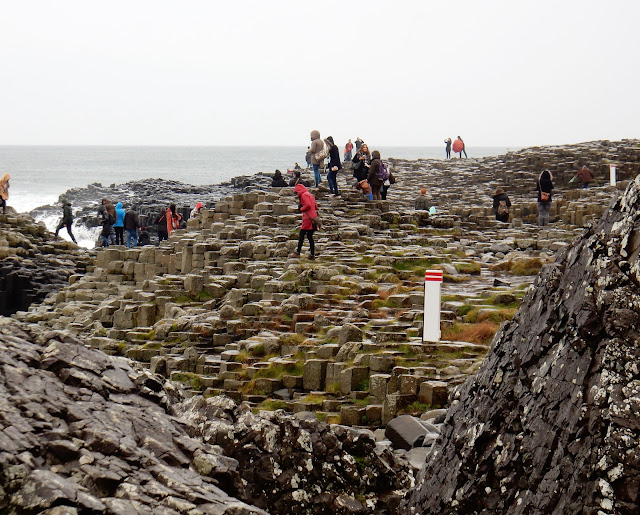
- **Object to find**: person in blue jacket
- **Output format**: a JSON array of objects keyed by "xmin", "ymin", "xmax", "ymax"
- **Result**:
[{"xmin": 113, "ymin": 202, "xmax": 126, "ymax": 245}]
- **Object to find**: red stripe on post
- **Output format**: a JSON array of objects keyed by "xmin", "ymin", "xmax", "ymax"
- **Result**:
[{"xmin": 425, "ymin": 270, "xmax": 443, "ymax": 282}]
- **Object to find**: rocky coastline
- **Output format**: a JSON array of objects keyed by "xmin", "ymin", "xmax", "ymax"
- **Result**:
[{"xmin": 1, "ymin": 139, "xmax": 640, "ymax": 513}]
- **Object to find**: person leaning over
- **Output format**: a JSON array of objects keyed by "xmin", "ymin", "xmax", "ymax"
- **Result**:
[
  {"xmin": 573, "ymin": 165, "xmax": 594, "ymax": 188},
  {"xmin": 492, "ymin": 188, "xmax": 511, "ymax": 223}
]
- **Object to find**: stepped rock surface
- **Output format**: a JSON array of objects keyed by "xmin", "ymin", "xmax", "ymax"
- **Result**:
[{"xmin": 407, "ymin": 168, "xmax": 640, "ymax": 512}]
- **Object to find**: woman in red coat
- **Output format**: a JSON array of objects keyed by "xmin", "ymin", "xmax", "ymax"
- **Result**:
[{"xmin": 290, "ymin": 184, "xmax": 318, "ymax": 259}]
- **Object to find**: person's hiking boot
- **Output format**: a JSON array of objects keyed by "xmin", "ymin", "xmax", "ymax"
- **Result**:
[
  {"xmin": 288, "ymin": 252, "xmax": 300, "ymax": 258},
  {"xmin": 309, "ymin": 254, "xmax": 316, "ymax": 260}
]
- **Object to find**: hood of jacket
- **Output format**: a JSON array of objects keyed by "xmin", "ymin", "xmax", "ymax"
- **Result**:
[
  {"xmin": 326, "ymin": 136, "xmax": 335, "ymax": 146},
  {"xmin": 294, "ymin": 184, "xmax": 308, "ymax": 196},
  {"xmin": 371, "ymin": 150, "xmax": 381, "ymax": 160},
  {"xmin": 116, "ymin": 202, "xmax": 123, "ymax": 209},
  {"xmin": 310, "ymin": 130, "xmax": 320, "ymax": 141}
]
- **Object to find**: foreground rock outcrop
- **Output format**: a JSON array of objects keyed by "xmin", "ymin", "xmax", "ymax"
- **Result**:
[
  {"xmin": 407, "ymin": 166, "xmax": 640, "ymax": 513},
  {"xmin": 0, "ymin": 319, "xmax": 413, "ymax": 514}
]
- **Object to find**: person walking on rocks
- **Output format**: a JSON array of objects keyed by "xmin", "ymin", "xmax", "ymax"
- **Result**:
[
  {"xmin": 0, "ymin": 173, "xmax": 10, "ymax": 214},
  {"xmin": 344, "ymin": 139, "xmax": 354, "ymax": 161},
  {"xmin": 444, "ymin": 138, "xmax": 452, "ymax": 159},
  {"xmin": 326, "ymin": 136, "xmax": 342, "ymax": 196},
  {"xmin": 309, "ymin": 130, "xmax": 324, "ymax": 187},
  {"xmin": 54, "ymin": 199, "xmax": 77, "ymax": 244},
  {"xmin": 536, "ymin": 170, "xmax": 554, "ymax": 226},
  {"xmin": 290, "ymin": 183, "xmax": 318, "ymax": 259},
  {"xmin": 368, "ymin": 150, "xmax": 386, "ymax": 201},
  {"xmin": 492, "ymin": 188, "xmax": 511, "ymax": 223},
  {"xmin": 124, "ymin": 205, "xmax": 140, "ymax": 248},
  {"xmin": 573, "ymin": 165, "xmax": 594, "ymax": 188},
  {"xmin": 166, "ymin": 203, "xmax": 182, "ymax": 237},
  {"xmin": 113, "ymin": 202, "xmax": 125, "ymax": 245},
  {"xmin": 453, "ymin": 136, "xmax": 467, "ymax": 158}
]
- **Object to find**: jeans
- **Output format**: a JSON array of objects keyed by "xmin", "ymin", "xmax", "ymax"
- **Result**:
[
  {"xmin": 313, "ymin": 164, "xmax": 320, "ymax": 187},
  {"xmin": 345, "ymin": 151, "xmax": 352, "ymax": 161},
  {"xmin": 126, "ymin": 229, "xmax": 138, "ymax": 248},
  {"xmin": 327, "ymin": 170, "xmax": 339, "ymax": 194},
  {"xmin": 297, "ymin": 229, "xmax": 315, "ymax": 256},
  {"xmin": 538, "ymin": 202, "xmax": 551, "ymax": 226},
  {"xmin": 101, "ymin": 235, "xmax": 110, "ymax": 247}
]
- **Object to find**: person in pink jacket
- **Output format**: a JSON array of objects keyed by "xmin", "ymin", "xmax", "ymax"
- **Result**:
[{"xmin": 290, "ymin": 183, "xmax": 318, "ymax": 259}]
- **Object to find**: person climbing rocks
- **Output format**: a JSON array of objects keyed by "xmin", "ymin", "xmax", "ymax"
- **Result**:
[
  {"xmin": 290, "ymin": 183, "xmax": 318, "ymax": 260},
  {"xmin": 492, "ymin": 188, "xmax": 512, "ymax": 223},
  {"xmin": 309, "ymin": 130, "xmax": 324, "ymax": 187},
  {"xmin": 326, "ymin": 136, "xmax": 342, "ymax": 196},
  {"xmin": 54, "ymin": 199, "xmax": 77, "ymax": 244},
  {"xmin": 190, "ymin": 201, "xmax": 204, "ymax": 219},
  {"xmin": 271, "ymin": 170, "xmax": 288, "ymax": 187},
  {"xmin": 444, "ymin": 138, "xmax": 452, "ymax": 159},
  {"xmin": 124, "ymin": 205, "xmax": 140, "ymax": 248},
  {"xmin": 573, "ymin": 165, "xmax": 594, "ymax": 188},
  {"xmin": 537, "ymin": 170, "xmax": 554, "ymax": 226},
  {"xmin": 0, "ymin": 173, "xmax": 10, "ymax": 214},
  {"xmin": 414, "ymin": 188, "xmax": 429, "ymax": 210},
  {"xmin": 113, "ymin": 202, "xmax": 126, "ymax": 245}
]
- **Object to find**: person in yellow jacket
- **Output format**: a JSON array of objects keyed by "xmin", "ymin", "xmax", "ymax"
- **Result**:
[{"xmin": 0, "ymin": 173, "xmax": 10, "ymax": 214}]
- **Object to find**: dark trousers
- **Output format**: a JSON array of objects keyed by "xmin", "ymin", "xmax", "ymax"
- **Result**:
[
  {"xmin": 114, "ymin": 227, "xmax": 124, "ymax": 245},
  {"xmin": 157, "ymin": 231, "xmax": 168, "ymax": 244},
  {"xmin": 381, "ymin": 185, "xmax": 390, "ymax": 200},
  {"xmin": 327, "ymin": 170, "xmax": 339, "ymax": 194},
  {"xmin": 297, "ymin": 229, "xmax": 315, "ymax": 255},
  {"xmin": 55, "ymin": 222, "xmax": 77, "ymax": 243}
]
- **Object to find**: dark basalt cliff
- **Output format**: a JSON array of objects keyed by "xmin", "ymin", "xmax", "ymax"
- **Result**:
[{"xmin": 407, "ymin": 174, "xmax": 640, "ymax": 512}]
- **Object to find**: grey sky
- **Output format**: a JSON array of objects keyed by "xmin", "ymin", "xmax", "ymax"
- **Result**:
[{"xmin": 1, "ymin": 0, "xmax": 638, "ymax": 147}]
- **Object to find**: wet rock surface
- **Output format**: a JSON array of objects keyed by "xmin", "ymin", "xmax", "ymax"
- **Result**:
[{"xmin": 406, "ymin": 163, "xmax": 640, "ymax": 513}]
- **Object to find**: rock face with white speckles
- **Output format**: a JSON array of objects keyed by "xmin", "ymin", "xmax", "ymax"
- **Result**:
[{"xmin": 407, "ymin": 173, "xmax": 640, "ymax": 513}]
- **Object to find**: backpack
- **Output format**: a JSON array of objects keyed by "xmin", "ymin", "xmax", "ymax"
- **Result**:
[
  {"xmin": 376, "ymin": 161, "xmax": 390, "ymax": 181},
  {"xmin": 497, "ymin": 200, "xmax": 509, "ymax": 215}
]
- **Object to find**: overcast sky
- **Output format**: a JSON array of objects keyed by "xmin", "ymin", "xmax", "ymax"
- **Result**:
[{"xmin": 1, "ymin": 0, "xmax": 638, "ymax": 147}]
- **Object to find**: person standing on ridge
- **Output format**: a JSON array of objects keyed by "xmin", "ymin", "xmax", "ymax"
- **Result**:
[
  {"xmin": 156, "ymin": 208, "xmax": 169, "ymax": 243},
  {"xmin": 305, "ymin": 147, "xmax": 312, "ymax": 170},
  {"xmin": 0, "ymin": 173, "xmax": 10, "ymax": 214},
  {"xmin": 355, "ymin": 137, "xmax": 364, "ymax": 151},
  {"xmin": 444, "ymin": 138, "xmax": 452, "ymax": 159},
  {"xmin": 344, "ymin": 139, "xmax": 354, "ymax": 161},
  {"xmin": 536, "ymin": 170, "xmax": 554, "ymax": 226},
  {"xmin": 352, "ymin": 143, "xmax": 371, "ymax": 183},
  {"xmin": 54, "ymin": 199, "xmax": 77, "ymax": 244},
  {"xmin": 368, "ymin": 150, "xmax": 385, "ymax": 201},
  {"xmin": 290, "ymin": 183, "xmax": 318, "ymax": 260},
  {"xmin": 113, "ymin": 202, "xmax": 125, "ymax": 245},
  {"xmin": 453, "ymin": 136, "xmax": 467, "ymax": 158},
  {"xmin": 124, "ymin": 205, "xmax": 140, "ymax": 248},
  {"xmin": 309, "ymin": 129, "xmax": 324, "ymax": 188},
  {"xmin": 326, "ymin": 136, "xmax": 342, "ymax": 196},
  {"xmin": 100, "ymin": 203, "xmax": 115, "ymax": 247}
]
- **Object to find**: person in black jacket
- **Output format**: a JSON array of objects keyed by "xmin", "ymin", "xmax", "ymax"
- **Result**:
[
  {"xmin": 271, "ymin": 170, "xmax": 288, "ymax": 187},
  {"xmin": 325, "ymin": 136, "xmax": 342, "ymax": 195},
  {"xmin": 124, "ymin": 206, "xmax": 140, "ymax": 248},
  {"xmin": 492, "ymin": 188, "xmax": 511, "ymax": 223},
  {"xmin": 54, "ymin": 199, "xmax": 77, "ymax": 244},
  {"xmin": 352, "ymin": 143, "xmax": 371, "ymax": 183},
  {"xmin": 536, "ymin": 170, "xmax": 554, "ymax": 226}
]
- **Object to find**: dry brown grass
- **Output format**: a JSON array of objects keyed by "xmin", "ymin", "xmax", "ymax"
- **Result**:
[{"xmin": 441, "ymin": 321, "xmax": 500, "ymax": 345}]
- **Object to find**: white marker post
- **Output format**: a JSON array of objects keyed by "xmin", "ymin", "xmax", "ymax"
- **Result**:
[
  {"xmin": 423, "ymin": 270, "xmax": 443, "ymax": 342},
  {"xmin": 610, "ymin": 164, "xmax": 617, "ymax": 186}
]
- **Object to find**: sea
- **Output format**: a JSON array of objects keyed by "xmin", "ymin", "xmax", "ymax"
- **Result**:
[{"xmin": 0, "ymin": 145, "xmax": 517, "ymax": 246}]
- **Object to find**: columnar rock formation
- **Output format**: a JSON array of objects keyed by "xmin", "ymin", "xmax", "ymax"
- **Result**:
[{"xmin": 407, "ymin": 164, "xmax": 640, "ymax": 513}]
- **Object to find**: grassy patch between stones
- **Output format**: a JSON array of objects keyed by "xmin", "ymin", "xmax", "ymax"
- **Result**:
[
  {"xmin": 256, "ymin": 399, "xmax": 289, "ymax": 412},
  {"xmin": 490, "ymin": 257, "xmax": 545, "ymax": 276},
  {"xmin": 171, "ymin": 372, "xmax": 202, "ymax": 391},
  {"xmin": 441, "ymin": 321, "xmax": 499, "ymax": 346}
]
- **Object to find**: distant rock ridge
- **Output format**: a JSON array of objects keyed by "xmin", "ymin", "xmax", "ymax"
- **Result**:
[{"xmin": 406, "ymin": 169, "xmax": 640, "ymax": 512}]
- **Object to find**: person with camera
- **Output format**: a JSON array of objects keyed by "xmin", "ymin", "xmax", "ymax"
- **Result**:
[{"xmin": 352, "ymin": 143, "xmax": 371, "ymax": 184}]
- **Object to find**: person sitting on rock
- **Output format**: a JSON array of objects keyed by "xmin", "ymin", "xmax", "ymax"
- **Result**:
[
  {"xmin": 271, "ymin": 170, "xmax": 288, "ymax": 188},
  {"xmin": 289, "ymin": 171, "xmax": 310, "ymax": 187},
  {"xmin": 492, "ymin": 188, "xmax": 511, "ymax": 223},
  {"xmin": 138, "ymin": 226, "xmax": 151, "ymax": 246},
  {"xmin": 190, "ymin": 202, "xmax": 204, "ymax": 219},
  {"xmin": 1, "ymin": 173, "xmax": 10, "ymax": 214},
  {"xmin": 54, "ymin": 199, "xmax": 77, "ymax": 244},
  {"xmin": 414, "ymin": 188, "xmax": 429, "ymax": 210}
]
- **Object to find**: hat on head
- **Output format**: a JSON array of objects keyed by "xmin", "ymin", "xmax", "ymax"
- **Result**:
[
  {"xmin": 495, "ymin": 188, "xmax": 505, "ymax": 195},
  {"xmin": 420, "ymin": 188, "xmax": 426, "ymax": 195}
]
